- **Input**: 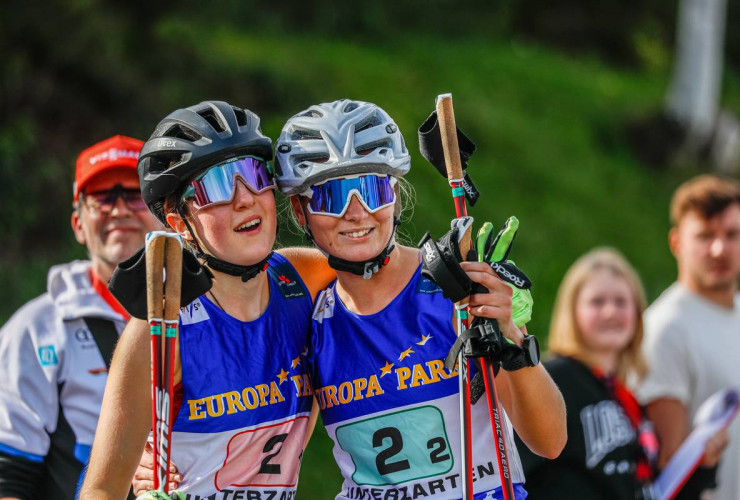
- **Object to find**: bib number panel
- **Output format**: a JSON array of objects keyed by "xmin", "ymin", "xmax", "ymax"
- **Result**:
[{"xmin": 335, "ymin": 406, "xmax": 453, "ymax": 486}]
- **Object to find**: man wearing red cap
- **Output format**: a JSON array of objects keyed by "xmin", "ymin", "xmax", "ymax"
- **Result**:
[{"xmin": 0, "ymin": 136, "xmax": 162, "ymax": 499}]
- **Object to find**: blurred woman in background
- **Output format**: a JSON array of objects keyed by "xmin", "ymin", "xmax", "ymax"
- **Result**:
[{"xmin": 517, "ymin": 247, "xmax": 727, "ymax": 499}]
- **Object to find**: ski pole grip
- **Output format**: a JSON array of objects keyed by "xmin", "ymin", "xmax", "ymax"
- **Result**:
[
  {"xmin": 458, "ymin": 223, "xmax": 473, "ymax": 262},
  {"xmin": 146, "ymin": 233, "xmax": 166, "ymax": 320},
  {"xmin": 164, "ymin": 236, "xmax": 183, "ymax": 322},
  {"xmin": 436, "ymin": 93, "xmax": 465, "ymax": 183}
]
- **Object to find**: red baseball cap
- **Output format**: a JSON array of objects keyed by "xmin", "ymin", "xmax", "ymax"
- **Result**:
[{"xmin": 74, "ymin": 135, "xmax": 144, "ymax": 201}]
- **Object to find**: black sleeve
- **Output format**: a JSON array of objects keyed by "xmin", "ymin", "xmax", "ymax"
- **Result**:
[
  {"xmin": 673, "ymin": 465, "xmax": 718, "ymax": 500},
  {"xmin": 0, "ymin": 450, "xmax": 45, "ymax": 500}
]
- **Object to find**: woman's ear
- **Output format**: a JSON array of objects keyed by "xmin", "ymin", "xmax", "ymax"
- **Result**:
[
  {"xmin": 166, "ymin": 211, "xmax": 193, "ymax": 241},
  {"xmin": 290, "ymin": 196, "xmax": 306, "ymax": 226}
]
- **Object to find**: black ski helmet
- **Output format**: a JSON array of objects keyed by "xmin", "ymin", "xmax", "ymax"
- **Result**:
[{"xmin": 138, "ymin": 100, "xmax": 273, "ymax": 224}]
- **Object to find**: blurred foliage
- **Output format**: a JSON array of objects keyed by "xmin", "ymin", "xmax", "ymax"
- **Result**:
[{"xmin": 2, "ymin": 1, "xmax": 739, "ymax": 497}]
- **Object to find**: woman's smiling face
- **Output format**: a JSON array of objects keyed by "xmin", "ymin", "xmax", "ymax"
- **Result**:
[
  {"xmin": 302, "ymin": 193, "xmax": 396, "ymax": 264},
  {"xmin": 184, "ymin": 179, "xmax": 277, "ymax": 266},
  {"xmin": 575, "ymin": 268, "xmax": 638, "ymax": 356}
]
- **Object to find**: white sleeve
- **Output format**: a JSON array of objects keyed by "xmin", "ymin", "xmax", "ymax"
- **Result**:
[
  {"xmin": 0, "ymin": 295, "xmax": 63, "ymax": 459},
  {"xmin": 634, "ymin": 312, "xmax": 693, "ymax": 406}
]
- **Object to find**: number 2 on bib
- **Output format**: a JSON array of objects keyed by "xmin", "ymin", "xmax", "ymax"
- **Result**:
[{"xmin": 336, "ymin": 406, "xmax": 454, "ymax": 486}]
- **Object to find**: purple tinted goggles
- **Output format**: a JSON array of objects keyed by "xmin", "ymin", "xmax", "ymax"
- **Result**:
[{"xmin": 182, "ymin": 156, "xmax": 275, "ymax": 209}]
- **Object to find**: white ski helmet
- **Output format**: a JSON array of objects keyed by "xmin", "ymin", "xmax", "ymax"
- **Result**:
[{"xmin": 274, "ymin": 99, "xmax": 411, "ymax": 195}]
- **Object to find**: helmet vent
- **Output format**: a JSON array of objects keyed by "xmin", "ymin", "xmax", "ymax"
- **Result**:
[
  {"xmin": 293, "ymin": 154, "xmax": 329, "ymax": 165},
  {"xmin": 343, "ymin": 102, "xmax": 359, "ymax": 113},
  {"xmin": 233, "ymin": 107, "xmax": 248, "ymax": 127},
  {"xmin": 199, "ymin": 108, "xmax": 227, "ymax": 133},
  {"xmin": 165, "ymin": 124, "xmax": 201, "ymax": 142},
  {"xmin": 291, "ymin": 128, "xmax": 323, "ymax": 141},
  {"xmin": 299, "ymin": 110, "xmax": 323, "ymax": 118},
  {"xmin": 354, "ymin": 113, "xmax": 382, "ymax": 133},
  {"xmin": 356, "ymin": 139, "xmax": 391, "ymax": 156}
]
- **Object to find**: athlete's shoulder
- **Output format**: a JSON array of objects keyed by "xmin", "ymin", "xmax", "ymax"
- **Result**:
[{"xmin": 277, "ymin": 247, "xmax": 336, "ymax": 299}]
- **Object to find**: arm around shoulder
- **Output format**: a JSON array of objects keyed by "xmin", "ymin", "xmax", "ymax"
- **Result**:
[
  {"xmin": 78, "ymin": 318, "xmax": 153, "ymax": 499},
  {"xmin": 278, "ymin": 247, "xmax": 336, "ymax": 299}
]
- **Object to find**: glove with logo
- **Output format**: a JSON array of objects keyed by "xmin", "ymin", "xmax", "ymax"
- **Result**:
[
  {"xmin": 475, "ymin": 216, "xmax": 533, "ymax": 327},
  {"xmin": 420, "ymin": 215, "xmax": 533, "ymax": 325},
  {"xmin": 436, "ymin": 216, "xmax": 535, "ymax": 403}
]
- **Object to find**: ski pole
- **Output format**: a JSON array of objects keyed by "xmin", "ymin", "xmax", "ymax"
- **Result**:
[
  {"xmin": 146, "ymin": 233, "xmax": 165, "ymax": 491},
  {"xmin": 146, "ymin": 231, "xmax": 183, "ymax": 492},
  {"xmin": 435, "ymin": 93, "xmax": 516, "ymax": 500}
]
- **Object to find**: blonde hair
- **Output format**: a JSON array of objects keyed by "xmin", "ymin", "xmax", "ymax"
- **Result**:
[{"xmin": 548, "ymin": 247, "xmax": 648, "ymax": 382}]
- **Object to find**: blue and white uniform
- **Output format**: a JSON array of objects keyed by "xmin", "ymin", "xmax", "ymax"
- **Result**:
[
  {"xmin": 170, "ymin": 253, "xmax": 314, "ymax": 500},
  {"xmin": 307, "ymin": 265, "xmax": 527, "ymax": 500}
]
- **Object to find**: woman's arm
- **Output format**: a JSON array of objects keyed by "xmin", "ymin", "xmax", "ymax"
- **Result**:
[
  {"xmin": 278, "ymin": 247, "xmax": 336, "ymax": 299},
  {"xmin": 460, "ymin": 261, "xmax": 567, "ymax": 459},
  {"xmin": 79, "ymin": 319, "xmax": 154, "ymax": 499},
  {"xmin": 495, "ymin": 364, "xmax": 566, "ymax": 459}
]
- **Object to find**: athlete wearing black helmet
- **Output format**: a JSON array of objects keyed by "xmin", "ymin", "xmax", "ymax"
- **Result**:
[
  {"xmin": 138, "ymin": 101, "xmax": 276, "ymax": 282},
  {"xmin": 79, "ymin": 101, "xmax": 334, "ymax": 499}
]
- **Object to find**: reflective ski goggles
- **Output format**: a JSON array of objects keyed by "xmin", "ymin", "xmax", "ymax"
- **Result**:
[
  {"xmin": 302, "ymin": 174, "xmax": 396, "ymax": 217},
  {"xmin": 82, "ymin": 184, "xmax": 148, "ymax": 214},
  {"xmin": 182, "ymin": 156, "xmax": 275, "ymax": 209}
]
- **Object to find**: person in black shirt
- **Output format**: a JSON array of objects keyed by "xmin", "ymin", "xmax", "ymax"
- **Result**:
[{"xmin": 516, "ymin": 247, "xmax": 727, "ymax": 499}]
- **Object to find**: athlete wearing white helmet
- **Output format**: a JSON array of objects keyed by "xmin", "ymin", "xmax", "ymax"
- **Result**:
[
  {"xmin": 275, "ymin": 99, "xmax": 567, "ymax": 499},
  {"xmin": 275, "ymin": 99, "xmax": 410, "ymax": 279}
]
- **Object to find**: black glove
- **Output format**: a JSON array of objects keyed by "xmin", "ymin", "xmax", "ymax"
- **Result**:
[{"xmin": 108, "ymin": 245, "xmax": 213, "ymax": 320}]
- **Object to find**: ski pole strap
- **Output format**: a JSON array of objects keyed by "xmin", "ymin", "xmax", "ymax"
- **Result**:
[
  {"xmin": 445, "ymin": 319, "xmax": 532, "ymax": 376},
  {"xmin": 445, "ymin": 321, "xmax": 507, "ymax": 371},
  {"xmin": 444, "ymin": 322, "xmax": 502, "ymax": 406},
  {"xmin": 417, "ymin": 110, "xmax": 480, "ymax": 206},
  {"xmin": 419, "ymin": 231, "xmax": 473, "ymax": 303},
  {"xmin": 109, "ymin": 245, "xmax": 214, "ymax": 320}
]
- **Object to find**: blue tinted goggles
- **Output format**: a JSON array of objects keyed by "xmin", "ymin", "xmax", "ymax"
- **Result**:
[
  {"xmin": 182, "ymin": 156, "xmax": 275, "ymax": 209},
  {"xmin": 303, "ymin": 174, "xmax": 396, "ymax": 217}
]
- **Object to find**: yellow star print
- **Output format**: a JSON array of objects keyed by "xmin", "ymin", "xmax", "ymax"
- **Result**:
[
  {"xmin": 416, "ymin": 334, "xmax": 432, "ymax": 346},
  {"xmin": 380, "ymin": 361, "xmax": 394, "ymax": 378},
  {"xmin": 291, "ymin": 356, "xmax": 301, "ymax": 369},
  {"xmin": 277, "ymin": 369, "xmax": 289, "ymax": 384},
  {"xmin": 399, "ymin": 347, "xmax": 414, "ymax": 361}
]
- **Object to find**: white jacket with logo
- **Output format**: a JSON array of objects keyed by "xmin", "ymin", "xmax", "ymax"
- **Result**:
[{"xmin": 0, "ymin": 260, "xmax": 126, "ymax": 498}]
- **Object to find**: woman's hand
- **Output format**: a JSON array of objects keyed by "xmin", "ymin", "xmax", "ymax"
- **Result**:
[
  {"xmin": 460, "ymin": 260, "xmax": 525, "ymax": 346},
  {"xmin": 132, "ymin": 443, "xmax": 183, "ymax": 496},
  {"xmin": 702, "ymin": 427, "xmax": 730, "ymax": 467}
]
